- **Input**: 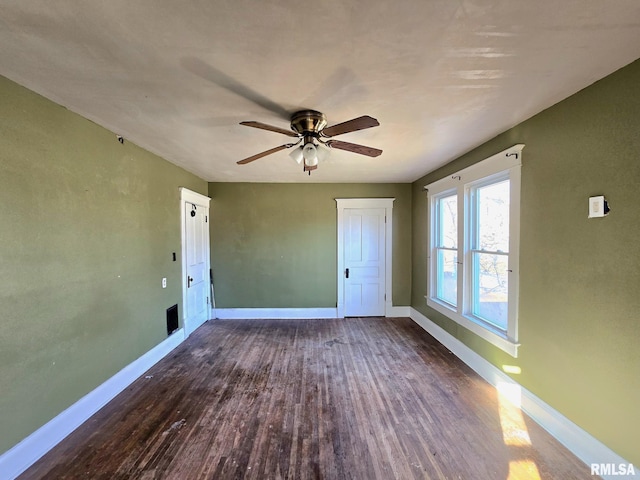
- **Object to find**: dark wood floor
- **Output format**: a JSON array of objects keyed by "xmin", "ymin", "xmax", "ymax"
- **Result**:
[{"xmin": 21, "ymin": 318, "xmax": 593, "ymax": 479}]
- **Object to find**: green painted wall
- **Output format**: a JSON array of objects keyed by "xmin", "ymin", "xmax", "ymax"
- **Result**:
[
  {"xmin": 0, "ymin": 75, "xmax": 207, "ymax": 455},
  {"xmin": 3, "ymin": 54, "xmax": 637, "ymax": 468},
  {"xmin": 411, "ymin": 59, "xmax": 640, "ymax": 465},
  {"xmin": 208, "ymin": 183, "xmax": 412, "ymax": 308}
]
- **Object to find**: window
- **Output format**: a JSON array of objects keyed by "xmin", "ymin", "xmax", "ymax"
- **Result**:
[
  {"xmin": 433, "ymin": 192, "xmax": 458, "ymax": 307},
  {"xmin": 426, "ymin": 145, "xmax": 523, "ymax": 357}
]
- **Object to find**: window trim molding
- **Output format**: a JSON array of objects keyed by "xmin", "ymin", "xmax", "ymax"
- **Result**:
[{"xmin": 425, "ymin": 144, "xmax": 524, "ymax": 357}]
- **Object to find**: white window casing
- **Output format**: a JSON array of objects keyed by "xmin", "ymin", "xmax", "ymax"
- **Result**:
[{"xmin": 425, "ymin": 144, "xmax": 524, "ymax": 357}]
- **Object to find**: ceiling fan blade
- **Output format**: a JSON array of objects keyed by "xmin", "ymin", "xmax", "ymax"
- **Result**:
[
  {"xmin": 321, "ymin": 115, "xmax": 380, "ymax": 137},
  {"xmin": 181, "ymin": 57, "xmax": 290, "ymax": 120},
  {"xmin": 240, "ymin": 121, "xmax": 299, "ymax": 138},
  {"xmin": 237, "ymin": 144, "xmax": 293, "ymax": 164},
  {"xmin": 326, "ymin": 140, "xmax": 382, "ymax": 157}
]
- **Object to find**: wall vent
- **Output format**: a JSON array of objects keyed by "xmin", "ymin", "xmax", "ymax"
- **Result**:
[{"xmin": 166, "ymin": 304, "xmax": 179, "ymax": 336}]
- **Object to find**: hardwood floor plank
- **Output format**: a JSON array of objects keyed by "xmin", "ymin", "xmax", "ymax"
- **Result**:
[{"xmin": 20, "ymin": 318, "xmax": 594, "ymax": 479}]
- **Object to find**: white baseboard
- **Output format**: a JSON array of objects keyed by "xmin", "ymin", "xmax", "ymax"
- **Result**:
[
  {"xmin": 215, "ymin": 308, "xmax": 338, "ymax": 319},
  {"xmin": 0, "ymin": 329, "xmax": 186, "ymax": 480},
  {"xmin": 5, "ymin": 310, "xmax": 634, "ymax": 479},
  {"xmin": 386, "ymin": 305, "xmax": 410, "ymax": 317},
  {"xmin": 216, "ymin": 307, "xmax": 412, "ymax": 320},
  {"xmin": 409, "ymin": 308, "xmax": 636, "ymax": 479}
]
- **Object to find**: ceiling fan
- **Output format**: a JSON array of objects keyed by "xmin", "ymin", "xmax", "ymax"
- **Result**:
[{"xmin": 238, "ymin": 110, "xmax": 382, "ymax": 174}]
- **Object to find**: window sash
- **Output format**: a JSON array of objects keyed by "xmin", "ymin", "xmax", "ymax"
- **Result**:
[
  {"xmin": 466, "ymin": 175, "xmax": 511, "ymax": 332},
  {"xmin": 425, "ymin": 144, "xmax": 523, "ymax": 357},
  {"xmin": 434, "ymin": 193, "xmax": 457, "ymax": 249},
  {"xmin": 435, "ymin": 247, "xmax": 457, "ymax": 307},
  {"xmin": 469, "ymin": 250, "xmax": 509, "ymax": 331}
]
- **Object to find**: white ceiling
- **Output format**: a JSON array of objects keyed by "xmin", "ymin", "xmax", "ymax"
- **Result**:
[{"xmin": 1, "ymin": 1, "xmax": 639, "ymax": 183}]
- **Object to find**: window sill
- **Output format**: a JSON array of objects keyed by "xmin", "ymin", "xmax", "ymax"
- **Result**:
[{"xmin": 425, "ymin": 296, "xmax": 519, "ymax": 357}]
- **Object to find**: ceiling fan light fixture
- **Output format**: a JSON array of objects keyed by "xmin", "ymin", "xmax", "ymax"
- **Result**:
[
  {"xmin": 302, "ymin": 143, "xmax": 318, "ymax": 166},
  {"xmin": 289, "ymin": 146, "xmax": 304, "ymax": 164},
  {"xmin": 316, "ymin": 142, "xmax": 331, "ymax": 163}
]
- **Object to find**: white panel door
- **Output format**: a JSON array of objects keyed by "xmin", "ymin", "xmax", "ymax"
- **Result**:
[
  {"xmin": 343, "ymin": 208, "xmax": 386, "ymax": 317},
  {"xmin": 184, "ymin": 203, "xmax": 210, "ymax": 335}
]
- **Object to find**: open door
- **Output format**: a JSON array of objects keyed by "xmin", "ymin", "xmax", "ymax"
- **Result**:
[{"xmin": 180, "ymin": 188, "xmax": 211, "ymax": 336}]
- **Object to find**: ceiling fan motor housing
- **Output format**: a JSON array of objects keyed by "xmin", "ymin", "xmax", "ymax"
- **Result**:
[{"xmin": 290, "ymin": 110, "xmax": 327, "ymax": 136}]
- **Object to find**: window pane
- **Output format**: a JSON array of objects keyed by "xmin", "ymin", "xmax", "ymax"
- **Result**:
[
  {"xmin": 477, "ymin": 180, "xmax": 509, "ymax": 252},
  {"xmin": 437, "ymin": 195, "xmax": 457, "ymax": 248},
  {"xmin": 472, "ymin": 252, "xmax": 508, "ymax": 330},
  {"xmin": 436, "ymin": 249, "xmax": 457, "ymax": 306}
]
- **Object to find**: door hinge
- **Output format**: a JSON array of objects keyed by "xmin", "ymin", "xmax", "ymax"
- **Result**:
[
  {"xmin": 384, "ymin": 293, "xmax": 386, "ymax": 301},
  {"xmin": 206, "ymin": 296, "xmax": 209, "ymax": 305},
  {"xmin": 385, "ymin": 215, "xmax": 387, "ymax": 223},
  {"xmin": 206, "ymin": 215, "xmax": 208, "ymax": 223}
]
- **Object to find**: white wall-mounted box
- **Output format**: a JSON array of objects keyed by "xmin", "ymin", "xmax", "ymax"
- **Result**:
[{"xmin": 588, "ymin": 196, "xmax": 607, "ymax": 218}]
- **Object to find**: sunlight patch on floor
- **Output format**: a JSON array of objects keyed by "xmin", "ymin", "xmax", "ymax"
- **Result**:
[
  {"xmin": 508, "ymin": 460, "xmax": 541, "ymax": 479},
  {"xmin": 497, "ymin": 381, "xmax": 541, "ymax": 479}
]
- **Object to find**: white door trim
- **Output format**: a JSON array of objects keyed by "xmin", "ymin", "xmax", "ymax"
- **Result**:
[
  {"xmin": 180, "ymin": 187, "xmax": 211, "ymax": 336},
  {"xmin": 336, "ymin": 198, "xmax": 395, "ymax": 318}
]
